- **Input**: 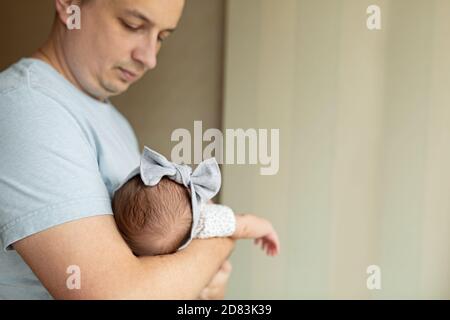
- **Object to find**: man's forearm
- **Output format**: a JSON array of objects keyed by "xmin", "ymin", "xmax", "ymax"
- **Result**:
[
  {"xmin": 14, "ymin": 215, "xmax": 234, "ymax": 300},
  {"xmin": 126, "ymin": 237, "xmax": 235, "ymax": 299}
]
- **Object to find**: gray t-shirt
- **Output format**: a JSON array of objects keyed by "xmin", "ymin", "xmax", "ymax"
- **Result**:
[{"xmin": 0, "ymin": 58, "xmax": 140, "ymax": 299}]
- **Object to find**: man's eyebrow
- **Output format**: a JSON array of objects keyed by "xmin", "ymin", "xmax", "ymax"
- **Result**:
[
  {"xmin": 124, "ymin": 9, "xmax": 177, "ymax": 33},
  {"xmin": 124, "ymin": 9, "xmax": 150, "ymax": 23}
]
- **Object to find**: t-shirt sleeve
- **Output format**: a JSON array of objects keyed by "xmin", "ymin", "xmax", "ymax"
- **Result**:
[{"xmin": 0, "ymin": 88, "xmax": 113, "ymax": 251}]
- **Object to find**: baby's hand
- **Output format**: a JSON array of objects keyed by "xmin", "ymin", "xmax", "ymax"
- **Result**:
[
  {"xmin": 254, "ymin": 230, "xmax": 280, "ymax": 256},
  {"xmin": 233, "ymin": 214, "xmax": 281, "ymax": 256}
]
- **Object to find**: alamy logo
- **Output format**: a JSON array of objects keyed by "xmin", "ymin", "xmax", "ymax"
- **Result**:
[
  {"xmin": 366, "ymin": 265, "xmax": 382, "ymax": 290},
  {"xmin": 367, "ymin": 5, "xmax": 381, "ymax": 30},
  {"xmin": 66, "ymin": 265, "xmax": 81, "ymax": 290},
  {"xmin": 67, "ymin": 5, "xmax": 81, "ymax": 30},
  {"xmin": 171, "ymin": 121, "xmax": 280, "ymax": 176}
]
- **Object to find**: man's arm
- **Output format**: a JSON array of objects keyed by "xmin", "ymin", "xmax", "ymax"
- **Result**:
[{"xmin": 13, "ymin": 214, "xmax": 235, "ymax": 299}]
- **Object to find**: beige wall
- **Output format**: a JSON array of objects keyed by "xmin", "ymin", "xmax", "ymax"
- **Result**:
[
  {"xmin": 0, "ymin": 0, "xmax": 54, "ymax": 68},
  {"xmin": 0, "ymin": 0, "xmax": 225, "ymax": 160},
  {"xmin": 223, "ymin": 0, "xmax": 450, "ymax": 299}
]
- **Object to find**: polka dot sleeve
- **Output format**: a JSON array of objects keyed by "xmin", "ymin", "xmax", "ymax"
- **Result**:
[{"xmin": 194, "ymin": 203, "xmax": 236, "ymax": 239}]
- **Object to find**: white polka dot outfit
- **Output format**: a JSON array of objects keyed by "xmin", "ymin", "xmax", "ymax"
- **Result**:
[{"xmin": 194, "ymin": 203, "xmax": 236, "ymax": 239}]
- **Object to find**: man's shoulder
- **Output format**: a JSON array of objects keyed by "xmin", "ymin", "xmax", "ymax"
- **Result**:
[
  {"xmin": 0, "ymin": 83, "xmax": 68, "ymax": 128},
  {"xmin": 1, "ymin": 59, "xmax": 52, "ymax": 104},
  {"xmin": 1, "ymin": 58, "xmax": 75, "ymax": 108},
  {"xmin": 0, "ymin": 59, "xmax": 31, "ymax": 95},
  {"xmin": 0, "ymin": 59, "xmax": 77, "ymax": 122},
  {"xmin": 0, "ymin": 64, "xmax": 84, "ymax": 144}
]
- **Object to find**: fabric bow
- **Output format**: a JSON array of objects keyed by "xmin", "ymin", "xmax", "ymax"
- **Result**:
[{"xmin": 115, "ymin": 146, "xmax": 221, "ymax": 250}]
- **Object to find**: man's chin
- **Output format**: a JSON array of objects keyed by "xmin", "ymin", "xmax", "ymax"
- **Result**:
[{"xmin": 102, "ymin": 81, "xmax": 130, "ymax": 97}]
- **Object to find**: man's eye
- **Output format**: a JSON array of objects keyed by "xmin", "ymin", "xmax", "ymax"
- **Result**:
[
  {"xmin": 126, "ymin": 24, "xmax": 140, "ymax": 31},
  {"xmin": 158, "ymin": 33, "xmax": 170, "ymax": 43},
  {"xmin": 121, "ymin": 21, "xmax": 140, "ymax": 32}
]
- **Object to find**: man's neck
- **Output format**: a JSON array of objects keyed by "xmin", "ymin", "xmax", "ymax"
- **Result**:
[{"xmin": 31, "ymin": 24, "xmax": 105, "ymax": 102}]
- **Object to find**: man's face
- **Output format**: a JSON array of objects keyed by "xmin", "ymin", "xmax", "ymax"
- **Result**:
[{"xmin": 63, "ymin": 0, "xmax": 185, "ymax": 100}]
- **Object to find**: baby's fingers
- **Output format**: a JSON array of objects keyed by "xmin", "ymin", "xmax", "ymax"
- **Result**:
[
  {"xmin": 254, "ymin": 237, "xmax": 279, "ymax": 256},
  {"xmin": 266, "ymin": 243, "xmax": 274, "ymax": 256},
  {"xmin": 266, "ymin": 237, "xmax": 280, "ymax": 256},
  {"xmin": 267, "ymin": 233, "xmax": 281, "ymax": 254}
]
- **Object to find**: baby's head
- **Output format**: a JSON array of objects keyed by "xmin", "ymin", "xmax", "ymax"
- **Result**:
[{"xmin": 112, "ymin": 175, "xmax": 193, "ymax": 256}]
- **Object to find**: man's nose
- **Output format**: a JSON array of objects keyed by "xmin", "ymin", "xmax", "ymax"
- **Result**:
[{"xmin": 132, "ymin": 36, "xmax": 159, "ymax": 70}]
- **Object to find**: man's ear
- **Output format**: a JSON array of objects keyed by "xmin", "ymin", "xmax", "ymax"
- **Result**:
[{"xmin": 54, "ymin": 0, "xmax": 82, "ymax": 27}]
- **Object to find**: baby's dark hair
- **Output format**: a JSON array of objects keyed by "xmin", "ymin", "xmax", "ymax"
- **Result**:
[{"xmin": 112, "ymin": 175, "xmax": 193, "ymax": 256}]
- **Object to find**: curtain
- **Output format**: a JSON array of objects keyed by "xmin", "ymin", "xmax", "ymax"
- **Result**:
[{"xmin": 222, "ymin": 0, "xmax": 450, "ymax": 299}]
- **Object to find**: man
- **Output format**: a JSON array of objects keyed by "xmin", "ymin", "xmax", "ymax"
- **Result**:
[{"xmin": 0, "ymin": 0, "xmax": 234, "ymax": 299}]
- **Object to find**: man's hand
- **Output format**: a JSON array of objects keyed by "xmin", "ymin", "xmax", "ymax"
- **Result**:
[{"xmin": 198, "ymin": 260, "xmax": 233, "ymax": 300}]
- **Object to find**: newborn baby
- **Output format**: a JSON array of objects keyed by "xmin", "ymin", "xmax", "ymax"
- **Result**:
[{"xmin": 112, "ymin": 146, "xmax": 280, "ymax": 257}]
